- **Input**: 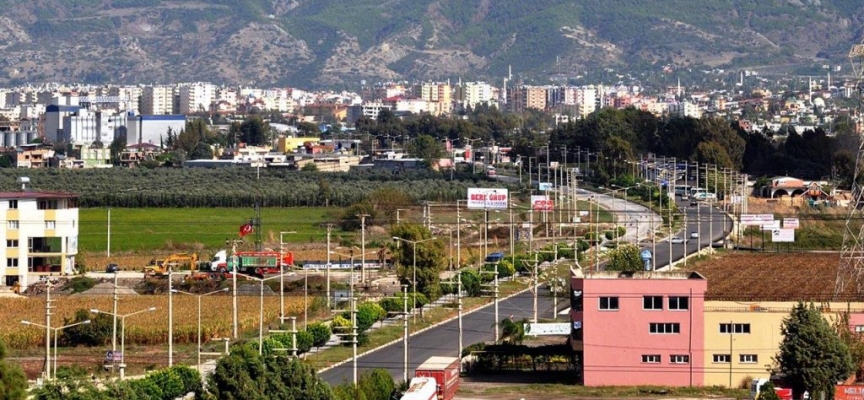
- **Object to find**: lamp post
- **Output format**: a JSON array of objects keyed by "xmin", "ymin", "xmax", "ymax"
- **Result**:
[
  {"xmin": 171, "ymin": 288, "xmax": 229, "ymax": 371},
  {"xmin": 278, "ymin": 231, "xmax": 297, "ymax": 324},
  {"xmin": 392, "ymin": 236, "xmax": 438, "ymax": 322},
  {"xmin": 226, "ymin": 238, "xmax": 243, "ymax": 339},
  {"xmin": 21, "ymin": 319, "xmax": 91, "ymax": 380},
  {"xmin": 244, "ymin": 273, "xmax": 296, "ymax": 355},
  {"xmin": 90, "ymin": 307, "xmax": 157, "ymax": 380}
]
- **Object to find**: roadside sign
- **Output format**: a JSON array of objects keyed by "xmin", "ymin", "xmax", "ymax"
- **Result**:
[
  {"xmin": 741, "ymin": 214, "xmax": 774, "ymax": 226},
  {"xmin": 538, "ymin": 182, "xmax": 554, "ymax": 191},
  {"xmin": 467, "ymin": 188, "xmax": 508, "ymax": 209},
  {"xmin": 105, "ymin": 351, "xmax": 121, "ymax": 362},
  {"xmin": 531, "ymin": 195, "xmax": 554, "ymax": 211},
  {"xmin": 783, "ymin": 218, "xmax": 800, "ymax": 229},
  {"xmin": 761, "ymin": 220, "xmax": 780, "ymax": 231},
  {"xmin": 772, "ymin": 228, "xmax": 795, "ymax": 243}
]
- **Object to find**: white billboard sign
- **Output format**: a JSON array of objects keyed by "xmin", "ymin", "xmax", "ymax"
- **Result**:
[
  {"xmin": 538, "ymin": 182, "xmax": 554, "ymax": 191},
  {"xmin": 741, "ymin": 214, "xmax": 774, "ymax": 226},
  {"xmin": 467, "ymin": 188, "xmax": 509, "ymax": 209},
  {"xmin": 783, "ymin": 218, "xmax": 800, "ymax": 229},
  {"xmin": 531, "ymin": 195, "xmax": 554, "ymax": 211},
  {"xmin": 525, "ymin": 323, "xmax": 571, "ymax": 336},
  {"xmin": 772, "ymin": 228, "xmax": 795, "ymax": 243}
]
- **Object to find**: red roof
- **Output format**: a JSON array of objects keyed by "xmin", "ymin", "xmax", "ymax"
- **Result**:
[{"xmin": 0, "ymin": 191, "xmax": 79, "ymax": 199}]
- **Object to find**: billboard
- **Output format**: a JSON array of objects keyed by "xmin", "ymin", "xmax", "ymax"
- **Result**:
[
  {"xmin": 467, "ymin": 188, "xmax": 509, "ymax": 209},
  {"xmin": 783, "ymin": 218, "xmax": 800, "ymax": 229},
  {"xmin": 531, "ymin": 195, "xmax": 554, "ymax": 211},
  {"xmin": 538, "ymin": 182, "xmax": 554, "ymax": 191},
  {"xmin": 761, "ymin": 220, "xmax": 780, "ymax": 231},
  {"xmin": 772, "ymin": 228, "xmax": 795, "ymax": 243},
  {"xmin": 524, "ymin": 323, "xmax": 570, "ymax": 336},
  {"xmin": 741, "ymin": 214, "xmax": 774, "ymax": 226}
]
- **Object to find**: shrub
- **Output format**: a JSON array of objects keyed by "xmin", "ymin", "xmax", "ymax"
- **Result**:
[
  {"xmin": 307, "ymin": 323, "xmax": 332, "ymax": 349},
  {"xmin": 68, "ymin": 276, "xmax": 97, "ymax": 294}
]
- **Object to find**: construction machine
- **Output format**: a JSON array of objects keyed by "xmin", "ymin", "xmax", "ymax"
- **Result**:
[{"xmin": 143, "ymin": 253, "xmax": 198, "ymax": 278}]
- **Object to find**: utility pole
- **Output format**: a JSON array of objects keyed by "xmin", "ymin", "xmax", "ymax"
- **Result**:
[
  {"xmin": 351, "ymin": 297, "xmax": 358, "ymax": 387},
  {"xmin": 456, "ymin": 201, "xmax": 461, "ymax": 269},
  {"xmin": 44, "ymin": 282, "xmax": 53, "ymax": 380},
  {"xmin": 111, "ymin": 272, "xmax": 118, "ymax": 373},
  {"xmin": 359, "ymin": 214, "xmax": 369, "ymax": 284},
  {"xmin": 168, "ymin": 265, "xmax": 173, "ymax": 366},
  {"xmin": 457, "ymin": 273, "xmax": 463, "ymax": 361},
  {"xmin": 402, "ymin": 284, "xmax": 409, "ymax": 383},
  {"xmin": 326, "ymin": 225, "xmax": 332, "ymax": 309},
  {"xmin": 494, "ymin": 263, "xmax": 499, "ymax": 341},
  {"xmin": 227, "ymin": 238, "xmax": 243, "ymax": 339}
]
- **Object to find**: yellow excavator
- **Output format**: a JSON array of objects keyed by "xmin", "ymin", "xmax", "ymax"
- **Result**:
[{"xmin": 143, "ymin": 253, "xmax": 198, "ymax": 278}]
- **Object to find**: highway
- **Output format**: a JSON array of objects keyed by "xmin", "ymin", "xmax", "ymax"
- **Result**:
[{"xmin": 319, "ymin": 190, "xmax": 734, "ymax": 385}]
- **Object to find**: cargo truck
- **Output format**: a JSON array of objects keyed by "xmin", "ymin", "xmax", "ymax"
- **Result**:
[
  {"xmin": 400, "ymin": 377, "xmax": 438, "ymax": 400},
  {"xmin": 400, "ymin": 356, "xmax": 460, "ymax": 400},
  {"xmin": 209, "ymin": 250, "xmax": 293, "ymax": 278}
]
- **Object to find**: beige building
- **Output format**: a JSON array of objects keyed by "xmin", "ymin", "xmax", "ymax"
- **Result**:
[
  {"xmin": 140, "ymin": 85, "xmax": 177, "ymax": 115},
  {"xmin": 421, "ymin": 82, "xmax": 452, "ymax": 116}
]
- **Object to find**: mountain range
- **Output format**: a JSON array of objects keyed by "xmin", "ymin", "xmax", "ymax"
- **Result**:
[{"xmin": 0, "ymin": 0, "xmax": 862, "ymax": 87}]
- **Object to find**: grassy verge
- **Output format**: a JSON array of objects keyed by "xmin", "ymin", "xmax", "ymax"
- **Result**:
[
  {"xmin": 461, "ymin": 383, "xmax": 749, "ymax": 398},
  {"xmin": 307, "ymin": 280, "xmax": 527, "ymax": 370}
]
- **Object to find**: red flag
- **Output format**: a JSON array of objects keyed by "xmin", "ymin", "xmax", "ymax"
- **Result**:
[{"xmin": 239, "ymin": 222, "xmax": 253, "ymax": 237}]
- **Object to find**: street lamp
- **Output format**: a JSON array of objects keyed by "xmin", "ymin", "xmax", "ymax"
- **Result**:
[
  {"xmin": 279, "ymin": 231, "xmax": 297, "ymax": 324},
  {"xmin": 171, "ymin": 288, "xmax": 229, "ymax": 371},
  {"xmin": 21, "ymin": 319, "xmax": 91, "ymax": 380},
  {"xmin": 392, "ymin": 236, "xmax": 438, "ymax": 322},
  {"xmin": 90, "ymin": 307, "xmax": 157, "ymax": 380},
  {"xmin": 243, "ymin": 273, "xmax": 296, "ymax": 355}
]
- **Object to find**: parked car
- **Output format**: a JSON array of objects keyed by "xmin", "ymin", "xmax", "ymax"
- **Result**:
[
  {"xmin": 690, "ymin": 231, "xmax": 699, "ymax": 239},
  {"xmin": 106, "ymin": 263, "xmax": 119, "ymax": 273},
  {"xmin": 670, "ymin": 236, "xmax": 685, "ymax": 244},
  {"xmin": 690, "ymin": 199, "xmax": 699, "ymax": 206}
]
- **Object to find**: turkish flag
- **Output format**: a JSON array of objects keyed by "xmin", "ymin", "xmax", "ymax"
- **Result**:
[{"xmin": 239, "ymin": 222, "xmax": 253, "ymax": 237}]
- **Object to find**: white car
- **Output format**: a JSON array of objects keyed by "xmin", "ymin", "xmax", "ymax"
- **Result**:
[
  {"xmin": 670, "ymin": 236, "xmax": 685, "ymax": 244},
  {"xmin": 690, "ymin": 232, "xmax": 699, "ymax": 239}
]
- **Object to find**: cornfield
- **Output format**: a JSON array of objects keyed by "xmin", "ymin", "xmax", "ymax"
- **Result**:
[{"xmin": 1, "ymin": 295, "xmax": 307, "ymax": 349}]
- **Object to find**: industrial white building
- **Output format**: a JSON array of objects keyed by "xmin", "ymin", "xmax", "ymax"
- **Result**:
[
  {"xmin": 125, "ymin": 114, "xmax": 186, "ymax": 146},
  {"xmin": 0, "ymin": 189, "xmax": 79, "ymax": 289}
]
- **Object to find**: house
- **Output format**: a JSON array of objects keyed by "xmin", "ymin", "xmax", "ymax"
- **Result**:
[
  {"xmin": 10, "ymin": 144, "xmax": 54, "ymax": 168},
  {"xmin": 0, "ymin": 189, "xmax": 79, "ymax": 290},
  {"xmin": 119, "ymin": 143, "xmax": 161, "ymax": 167},
  {"xmin": 759, "ymin": 176, "xmax": 806, "ymax": 198}
]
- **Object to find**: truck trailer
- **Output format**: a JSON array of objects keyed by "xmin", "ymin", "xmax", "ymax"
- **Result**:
[
  {"xmin": 400, "ymin": 377, "xmax": 438, "ymax": 400},
  {"xmin": 412, "ymin": 356, "xmax": 460, "ymax": 400}
]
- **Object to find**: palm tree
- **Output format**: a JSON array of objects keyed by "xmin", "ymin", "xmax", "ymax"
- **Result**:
[{"xmin": 496, "ymin": 316, "xmax": 528, "ymax": 345}]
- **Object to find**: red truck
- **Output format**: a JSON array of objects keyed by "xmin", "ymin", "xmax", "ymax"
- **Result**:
[{"xmin": 402, "ymin": 356, "xmax": 460, "ymax": 400}]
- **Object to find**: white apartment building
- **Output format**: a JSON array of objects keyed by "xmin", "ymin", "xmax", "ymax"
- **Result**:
[
  {"xmin": 462, "ymin": 82, "xmax": 494, "ymax": 110},
  {"xmin": 108, "ymin": 86, "xmax": 143, "ymax": 112},
  {"xmin": 179, "ymin": 83, "xmax": 216, "ymax": 114},
  {"xmin": 44, "ymin": 105, "xmax": 128, "ymax": 145},
  {"xmin": 140, "ymin": 85, "xmax": 177, "ymax": 115},
  {"xmin": 667, "ymin": 101, "xmax": 702, "ymax": 118},
  {"xmin": 0, "ymin": 190, "xmax": 79, "ymax": 289}
]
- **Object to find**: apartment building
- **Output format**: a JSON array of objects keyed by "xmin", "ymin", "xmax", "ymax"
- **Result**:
[
  {"xmin": 179, "ymin": 83, "xmax": 216, "ymax": 114},
  {"xmin": 140, "ymin": 85, "xmax": 177, "ymax": 115},
  {"xmin": 460, "ymin": 82, "xmax": 494, "ymax": 110},
  {"xmin": 570, "ymin": 269, "xmax": 707, "ymax": 386},
  {"xmin": 420, "ymin": 82, "xmax": 452, "ymax": 116},
  {"xmin": 0, "ymin": 190, "xmax": 79, "ymax": 289}
]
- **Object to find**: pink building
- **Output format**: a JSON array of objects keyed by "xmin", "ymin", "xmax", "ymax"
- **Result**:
[{"xmin": 570, "ymin": 269, "xmax": 707, "ymax": 386}]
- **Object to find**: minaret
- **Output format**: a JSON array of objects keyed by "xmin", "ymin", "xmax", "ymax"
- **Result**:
[
  {"xmin": 808, "ymin": 76, "xmax": 813, "ymax": 103},
  {"xmin": 677, "ymin": 78, "xmax": 682, "ymax": 99},
  {"xmin": 508, "ymin": 65, "xmax": 512, "ymax": 81}
]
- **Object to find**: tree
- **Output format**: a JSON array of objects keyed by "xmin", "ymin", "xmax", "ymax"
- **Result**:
[
  {"xmin": 263, "ymin": 355, "xmax": 333, "ymax": 400},
  {"xmin": 497, "ymin": 317, "xmax": 528, "ymax": 345},
  {"xmin": 407, "ymin": 134, "xmax": 445, "ymax": 164},
  {"xmin": 109, "ymin": 136, "xmax": 126, "ymax": 166},
  {"xmin": 606, "ymin": 244, "xmax": 643, "ymax": 273},
  {"xmin": 237, "ymin": 116, "xmax": 271, "ymax": 146},
  {"xmin": 758, "ymin": 381, "xmax": 782, "ymax": 400},
  {"xmin": 359, "ymin": 369, "xmax": 395, "ymax": 400},
  {"xmin": 307, "ymin": 322, "xmax": 332, "ymax": 349},
  {"xmin": 189, "ymin": 142, "xmax": 214, "ymax": 160},
  {"xmin": 775, "ymin": 302, "xmax": 854, "ymax": 400},
  {"xmin": 367, "ymin": 187, "xmax": 414, "ymax": 223},
  {"xmin": 0, "ymin": 339, "xmax": 26, "ymax": 400},
  {"xmin": 390, "ymin": 223, "xmax": 446, "ymax": 300}
]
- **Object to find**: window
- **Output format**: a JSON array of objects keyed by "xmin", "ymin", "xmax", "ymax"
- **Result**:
[
  {"xmin": 720, "ymin": 323, "xmax": 751, "ymax": 334},
  {"xmin": 45, "ymin": 221, "xmax": 55, "ymax": 230},
  {"xmin": 643, "ymin": 296, "xmax": 663, "ymax": 310},
  {"xmin": 38, "ymin": 200, "xmax": 58, "ymax": 210},
  {"xmin": 8, "ymin": 200, "xmax": 17, "ymax": 209},
  {"xmin": 740, "ymin": 354, "xmax": 758, "ymax": 363},
  {"xmin": 7, "ymin": 221, "xmax": 18, "ymax": 230},
  {"xmin": 649, "ymin": 323, "xmax": 680, "ymax": 334},
  {"xmin": 856, "ymin": 326, "xmax": 864, "ymax": 333},
  {"xmin": 641, "ymin": 355, "xmax": 661, "ymax": 363},
  {"xmin": 670, "ymin": 355, "xmax": 690, "ymax": 364},
  {"xmin": 669, "ymin": 296, "xmax": 689, "ymax": 310},
  {"xmin": 5, "ymin": 240, "xmax": 17, "ymax": 247},
  {"xmin": 6, "ymin": 258, "xmax": 18, "ymax": 267},
  {"xmin": 713, "ymin": 354, "xmax": 731, "ymax": 363},
  {"xmin": 599, "ymin": 297, "xmax": 619, "ymax": 310}
]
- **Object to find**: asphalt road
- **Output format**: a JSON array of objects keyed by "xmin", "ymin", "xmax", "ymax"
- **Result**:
[{"xmin": 319, "ymin": 192, "xmax": 734, "ymax": 385}]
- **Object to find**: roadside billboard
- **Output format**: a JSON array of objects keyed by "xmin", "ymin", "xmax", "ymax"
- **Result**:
[
  {"xmin": 772, "ymin": 228, "xmax": 795, "ymax": 243},
  {"xmin": 467, "ymin": 188, "xmax": 509, "ymax": 209},
  {"xmin": 783, "ymin": 218, "xmax": 800, "ymax": 229},
  {"xmin": 538, "ymin": 182, "xmax": 554, "ymax": 191},
  {"xmin": 761, "ymin": 220, "xmax": 780, "ymax": 231},
  {"xmin": 531, "ymin": 195, "xmax": 554, "ymax": 211},
  {"xmin": 741, "ymin": 214, "xmax": 774, "ymax": 226}
]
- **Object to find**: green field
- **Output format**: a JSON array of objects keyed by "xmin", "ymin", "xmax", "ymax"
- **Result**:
[{"xmin": 79, "ymin": 207, "xmax": 339, "ymax": 252}]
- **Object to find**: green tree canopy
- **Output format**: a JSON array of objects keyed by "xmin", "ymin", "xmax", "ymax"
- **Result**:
[
  {"xmin": 407, "ymin": 134, "xmax": 445, "ymax": 164},
  {"xmin": 775, "ymin": 302, "xmax": 854, "ymax": 400},
  {"xmin": 390, "ymin": 223, "xmax": 446, "ymax": 300},
  {"xmin": 0, "ymin": 339, "xmax": 26, "ymax": 400},
  {"xmin": 606, "ymin": 244, "xmax": 643, "ymax": 273}
]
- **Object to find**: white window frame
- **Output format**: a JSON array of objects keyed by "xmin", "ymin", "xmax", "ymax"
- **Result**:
[
  {"xmin": 643, "ymin": 296, "xmax": 663, "ymax": 310},
  {"xmin": 7, "ymin": 220, "xmax": 18, "ymax": 230},
  {"xmin": 641, "ymin": 355, "xmax": 661, "ymax": 363},
  {"xmin": 856, "ymin": 325, "xmax": 864, "ymax": 333},
  {"xmin": 740, "ymin": 354, "xmax": 758, "ymax": 364},
  {"xmin": 669, "ymin": 296, "xmax": 689, "ymax": 310},
  {"xmin": 8, "ymin": 200, "xmax": 17, "ymax": 209},
  {"xmin": 713, "ymin": 354, "xmax": 731, "ymax": 363},
  {"xmin": 649, "ymin": 323, "xmax": 681, "ymax": 334},
  {"xmin": 599, "ymin": 296, "xmax": 619, "ymax": 311},
  {"xmin": 45, "ymin": 220, "xmax": 56, "ymax": 230},
  {"xmin": 670, "ymin": 355, "xmax": 689, "ymax": 364}
]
